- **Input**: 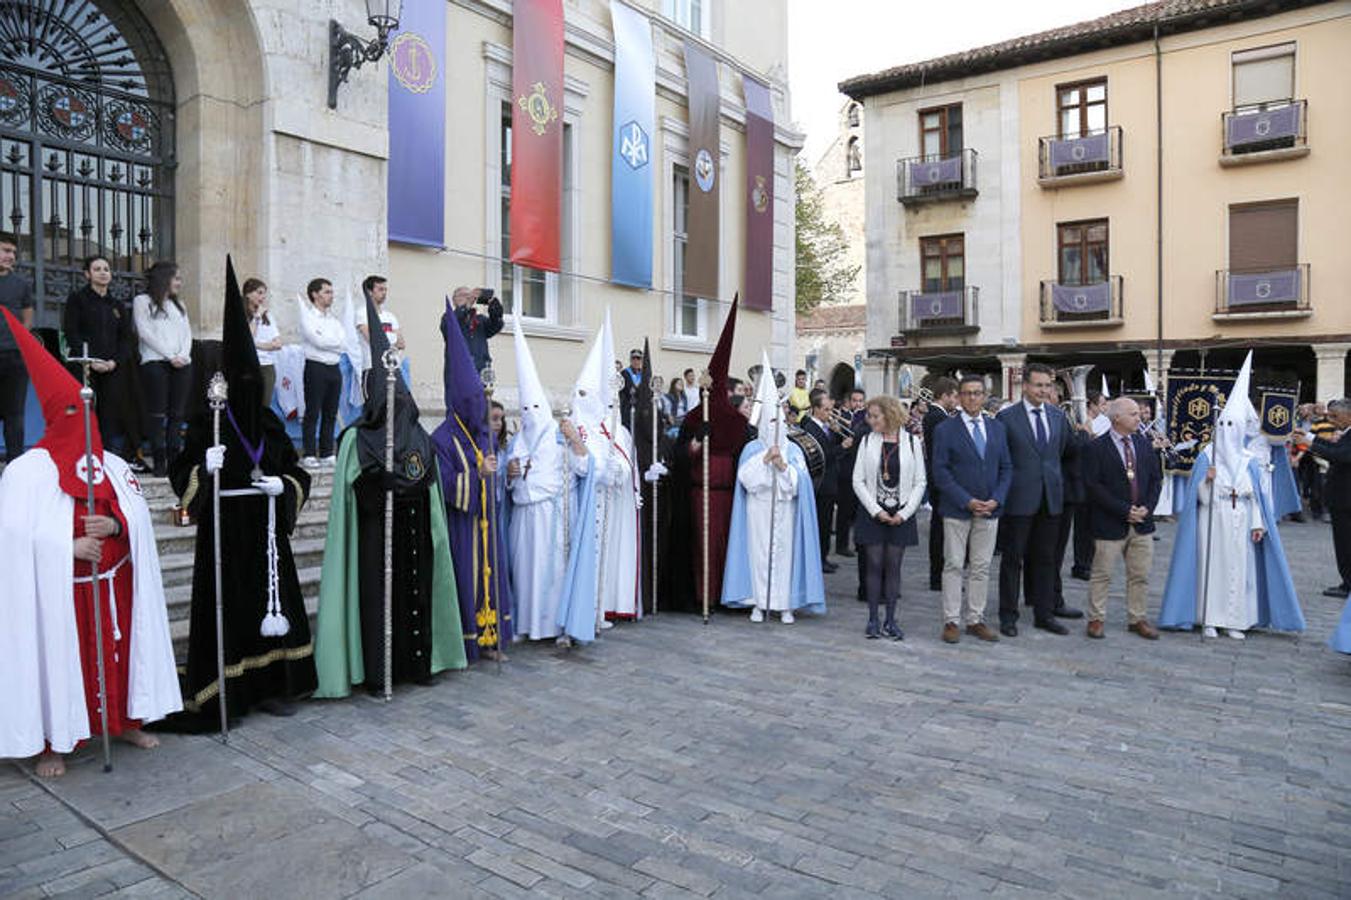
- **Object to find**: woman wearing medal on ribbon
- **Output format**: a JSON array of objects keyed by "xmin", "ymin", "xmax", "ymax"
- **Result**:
[{"xmin": 166, "ymin": 259, "xmax": 317, "ymax": 728}]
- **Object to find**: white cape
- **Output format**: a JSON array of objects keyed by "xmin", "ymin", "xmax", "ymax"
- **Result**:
[
  {"xmin": 0, "ymin": 450, "xmax": 182, "ymax": 757},
  {"xmin": 598, "ymin": 424, "xmax": 641, "ymax": 619}
]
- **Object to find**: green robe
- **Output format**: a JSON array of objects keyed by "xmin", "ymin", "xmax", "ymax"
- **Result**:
[{"xmin": 313, "ymin": 429, "xmax": 466, "ymax": 698}]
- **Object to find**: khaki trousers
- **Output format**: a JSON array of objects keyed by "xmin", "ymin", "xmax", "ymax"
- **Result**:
[
  {"xmin": 1088, "ymin": 529, "xmax": 1153, "ymax": 624},
  {"xmin": 942, "ymin": 516, "xmax": 998, "ymax": 625}
]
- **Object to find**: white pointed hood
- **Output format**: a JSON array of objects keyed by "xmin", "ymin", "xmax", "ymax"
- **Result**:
[
  {"xmin": 601, "ymin": 307, "xmax": 618, "ymax": 416},
  {"xmin": 1213, "ymin": 351, "xmax": 1260, "ymax": 480},
  {"xmin": 571, "ymin": 319, "xmax": 609, "ymax": 434},
  {"xmin": 513, "ymin": 322, "xmax": 555, "ymax": 457},
  {"xmin": 755, "ymin": 351, "xmax": 786, "ymax": 451}
]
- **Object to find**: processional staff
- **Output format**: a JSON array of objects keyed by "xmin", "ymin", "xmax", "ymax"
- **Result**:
[
  {"xmin": 382, "ymin": 347, "xmax": 399, "ymax": 701},
  {"xmin": 481, "ymin": 365, "xmax": 503, "ymax": 674},
  {"xmin": 206, "ymin": 372, "xmax": 230, "ymax": 741},
  {"xmin": 699, "ymin": 370, "xmax": 712, "ymax": 624}
]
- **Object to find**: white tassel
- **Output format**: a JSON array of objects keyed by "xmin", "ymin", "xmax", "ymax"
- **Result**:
[
  {"xmin": 261, "ymin": 612, "xmax": 290, "ymax": 637},
  {"xmin": 258, "ymin": 485, "xmax": 289, "ymax": 637}
]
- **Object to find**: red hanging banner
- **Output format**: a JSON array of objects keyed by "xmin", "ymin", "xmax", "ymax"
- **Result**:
[{"xmin": 510, "ymin": 0, "xmax": 564, "ymax": 272}]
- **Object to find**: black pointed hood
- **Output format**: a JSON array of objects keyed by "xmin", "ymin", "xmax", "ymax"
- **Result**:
[
  {"xmin": 354, "ymin": 291, "xmax": 435, "ymax": 488},
  {"xmin": 222, "ymin": 255, "xmax": 264, "ymax": 442}
]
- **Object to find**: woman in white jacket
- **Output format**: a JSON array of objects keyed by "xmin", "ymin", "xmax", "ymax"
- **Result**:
[
  {"xmin": 852, "ymin": 395, "xmax": 926, "ymax": 640},
  {"xmin": 133, "ymin": 261, "xmax": 193, "ymax": 476}
]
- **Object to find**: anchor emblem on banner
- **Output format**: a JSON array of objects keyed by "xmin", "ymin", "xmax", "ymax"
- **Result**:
[
  {"xmin": 694, "ymin": 148, "xmax": 715, "ymax": 193},
  {"xmin": 519, "ymin": 81, "xmax": 559, "ymax": 136}
]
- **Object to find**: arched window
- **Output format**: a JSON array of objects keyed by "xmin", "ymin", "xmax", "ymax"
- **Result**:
[
  {"xmin": 0, "ymin": 0, "xmax": 175, "ymax": 325},
  {"xmin": 846, "ymin": 137, "xmax": 862, "ymax": 177},
  {"xmin": 847, "ymin": 103, "xmax": 860, "ymax": 128}
]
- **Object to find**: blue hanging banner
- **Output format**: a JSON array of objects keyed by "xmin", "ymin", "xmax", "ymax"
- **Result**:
[
  {"xmin": 610, "ymin": 1, "xmax": 654, "ymax": 288},
  {"xmin": 386, "ymin": 0, "xmax": 446, "ymax": 247}
]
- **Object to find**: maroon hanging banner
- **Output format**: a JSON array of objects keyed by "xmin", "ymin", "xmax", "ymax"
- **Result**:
[
  {"xmin": 742, "ymin": 75, "xmax": 774, "ymax": 311},
  {"xmin": 510, "ymin": 0, "xmax": 564, "ymax": 272},
  {"xmin": 682, "ymin": 40, "xmax": 720, "ymax": 302}
]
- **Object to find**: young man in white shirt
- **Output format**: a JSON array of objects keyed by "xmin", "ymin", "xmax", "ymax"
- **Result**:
[
  {"xmin": 356, "ymin": 275, "xmax": 405, "ymax": 353},
  {"xmin": 297, "ymin": 278, "xmax": 346, "ymax": 468}
]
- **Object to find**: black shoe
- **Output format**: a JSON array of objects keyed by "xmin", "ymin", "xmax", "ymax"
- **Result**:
[
  {"xmin": 822, "ymin": 561, "xmax": 839, "ymax": 574},
  {"xmin": 882, "ymin": 621, "xmax": 904, "ymax": 641},
  {"xmin": 836, "ymin": 547, "xmax": 856, "ymax": 558},
  {"xmin": 929, "ymin": 579, "xmax": 942, "ymax": 592},
  {"xmin": 1287, "ymin": 513, "xmax": 1307, "ymax": 523},
  {"xmin": 1054, "ymin": 605, "xmax": 1084, "ymax": 620},
  {"xmin": 1322, "ymin": 586, "xmax": 1350, "ymax": 599},
  {"xmin": 1070, "ymin": 568, "xmax": 1091, "ymax": 581},
  {"xmin": 129, "ymin": 457, "xmax": 151, "ymax": 474},
  {"xmin": 865, "ymin": 619, "xmax": 880, "ymax": 639},
  {"xmin": 255, "ymin": 698, "xmax": 297, "ymax": 717},
  {"xmin": 1035, "ymin": 620, "xmax": 1069, "ymax": 635},
  {"xmin": 1000, "ymin": 623, "xmax": 1018, "ymax": 638}
]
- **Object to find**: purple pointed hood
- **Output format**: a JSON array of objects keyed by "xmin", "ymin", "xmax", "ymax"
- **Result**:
[{"xmin": 440, "ymin": 298, "xmax": 489, "ymax": 447}]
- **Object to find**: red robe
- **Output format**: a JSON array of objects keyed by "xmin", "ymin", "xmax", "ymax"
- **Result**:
[{"xmin": 72, "ymin": 497, "xmax": 139, "ymax": 737}]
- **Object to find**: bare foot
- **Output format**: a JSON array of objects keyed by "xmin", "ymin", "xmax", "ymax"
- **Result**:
[
  {"xmin": 486, "ymin": 648, "xmax": 510, "ymax": 662},
  {"xmin": 118, "ymin": 729, "xmax": 159, "ymax": 750},
  {"xmin": 35, "ymin": 751, "xmax": 66, "ymax": 778}
]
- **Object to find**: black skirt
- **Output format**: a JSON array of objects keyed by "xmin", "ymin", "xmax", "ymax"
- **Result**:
[{"xmin": 854, "ymin": 505, "xmax": 919, "ymax": 547}]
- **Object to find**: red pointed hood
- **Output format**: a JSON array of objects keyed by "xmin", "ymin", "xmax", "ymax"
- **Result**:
[
  {"xmin": 682, "ymin": 294, "xmax": 743, "ymax": 454},
  {"xmin": 1, "ymin": 307, "xmax": 113, "ymax": 500}
]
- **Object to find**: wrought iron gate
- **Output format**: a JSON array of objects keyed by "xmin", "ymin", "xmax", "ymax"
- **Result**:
[{"xmin": 0, "ymin": 0, "xmax": 175, "ymax": 327}]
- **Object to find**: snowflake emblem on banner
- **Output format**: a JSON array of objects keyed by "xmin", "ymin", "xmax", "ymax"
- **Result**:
[
  {"xmin": 620, "ymin": 121, "xmax": 649, "ymax": 170},
  {"xmin": 694, "ymin": 148, "xmax": 715, "ymax": 193},
  {"xmin": 519, "ymin": 82, "xmax": 559, "ymax": 136}
]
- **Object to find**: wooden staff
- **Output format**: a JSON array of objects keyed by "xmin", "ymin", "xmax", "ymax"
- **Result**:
[{"xmin": 481, "ymin": 366, "xmax": 503, "ymax": 674}]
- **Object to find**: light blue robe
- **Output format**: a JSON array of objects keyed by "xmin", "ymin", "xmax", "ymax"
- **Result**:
[
  {"xmin": 540, "ymin": 435, "xmax": 600, "ymax": 644},
  {"xmin": 721, "ymin": 439, "xmax": 826, "ymax": 615},
  {"xmin": 1159, "ymin": 447, "xmax": 1304, "ymax": 632},
  {"xmin": 1331, "ymin": 597, "xmax": 1351, "ymax": 654},
  {"xmin": 1267, "ymin": 444, "xmax": 1302, "ymax": 519}
]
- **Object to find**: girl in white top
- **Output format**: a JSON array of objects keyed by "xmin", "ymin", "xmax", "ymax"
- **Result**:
[
  {"xmin": 133, "ymin": 262, "xmax": 193, "ymax": 475},
  {"xmin": 243, "ymin": 277, "xmax": 282, "ymax": 406}
]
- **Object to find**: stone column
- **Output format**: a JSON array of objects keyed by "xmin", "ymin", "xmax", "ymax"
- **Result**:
[
  {"xmin": 1313, "ymin": 342, "xmax": 1351, "ymax": 401},
  {"xmin": 996, "ymin": 352, "xmax": 1027, "ymax": 401}
]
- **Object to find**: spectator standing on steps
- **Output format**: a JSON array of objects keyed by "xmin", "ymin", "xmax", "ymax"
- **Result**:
[
  {"xmin": 133, "ymin": 261, "xmax": 193, "ymax": 477},
  {"xmin": 297, "ymin": 278, "xmax": 345, "ymax": 469},
  {"xmin": 0, "ymin": 232, "xmax": 34, "ymax": 462}
]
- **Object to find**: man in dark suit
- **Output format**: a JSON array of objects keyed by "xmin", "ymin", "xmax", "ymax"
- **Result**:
[
  {"xmin": 1294, "ymin": 398, "xmax": 1351, "ymax": 598},
  {"xmin": 932, "ymin": 375, "xmax": 1011, "ymax": 644},
  {"xmin": 995, "ymin": 362, "xmax": 1073, "ymax": 636},
  {"xmin": 1082, "ymin": 398, "xmax": 1163, "ymax": 639},
  {"xmin": 1044, "ymin": 382, "xmax": 1086, "ymax": 618},
  {"xmin": 923, "ymin": 377, "xmax": 959, "ymax": 591},
  {"xmin": 835, "ymin": 388, "xmax": 867, "ymax": 558},
  {"xmin": 801, "ymin": 388, "xmax": 852, "ymax": 574}
]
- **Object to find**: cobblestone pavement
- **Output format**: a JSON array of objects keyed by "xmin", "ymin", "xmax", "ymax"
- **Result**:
[{"xmin": 3, "ymin": 514, "xmax": 1351, "ymax": 899}]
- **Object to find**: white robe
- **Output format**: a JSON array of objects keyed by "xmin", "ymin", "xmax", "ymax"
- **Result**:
[
  {"xmin": 0, "ymin": 450, "xmax": 182, "ymax": 757},
  {"xmin": 737, "ymin": 452, "xmax": 800, "ymax": 612},
  {"xmin": 1195, "ymin": 448, "xmax": 1264, "ymax": 630},
  {"xmin": 509, "ymin": 435, "xmax": 588, "ymax": 640},
  {"xmin": 597, "ymin": 426, "xmax": 641, "ymax": 619}
]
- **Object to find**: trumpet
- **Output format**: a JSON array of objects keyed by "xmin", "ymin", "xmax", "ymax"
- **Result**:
[{"xmin": 826, "ymin": 406, "xmax": 856, "ymax": 438}]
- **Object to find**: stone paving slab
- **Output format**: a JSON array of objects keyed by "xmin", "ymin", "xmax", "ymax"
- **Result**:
[{"xmin": 2, "ymin": 514, "xmax": 1351, "ymax": 898}]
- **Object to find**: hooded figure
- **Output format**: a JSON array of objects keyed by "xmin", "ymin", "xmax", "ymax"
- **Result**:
[
  {"xmin": 431, "ymin": 299, "xmax": 513, "ymax": 660},
  {"xmin": 594, "ymin": 310, "xmax": 642, "ymax": 622},
  {"xmin": 504, "ymin": 324, "xmax": 598, "ymax": 642},
  {"xmin": 313, "ymin": 294, "xmax": 465, "ymax": 697},
  {"xmin": 722, "ymin": 352, "xmax": 825, "ymax": 620},
  {"xmin": 664, "ymin": 296, "xmax": 751, "ymax": 613},
  {"xmin": 1159, "ymin": 352, "xmax": 1303, "ymax": 637},
  {"xmin": 0, "ymin": 306, "xmax": 180, "ymax": 773},
  {"xmin": 624, "ymin": 339, "xmax": 670, "ymax": 615},
  {"xmin": 167, "ymin": 257, "xmax": 317, "ymax": 727}
]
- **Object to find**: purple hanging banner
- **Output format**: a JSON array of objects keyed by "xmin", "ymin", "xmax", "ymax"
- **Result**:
[
  {"xmin": 386, "ymin": 1, "xmax": 446, "ymax": 247},
  {"xmin": 1228, "ymin": 268, "xmax": 1300, "ymax": 306},
  {"xmin": 1049, "ymin": 132, "xmax": 1109, "ymax": 168},
  {"xmin": 912, "ymin": 290, "xmax": 963, "ymax": 321},
  {"xmin": 1227, "ymin": 104, "xmax": 1300, "ymax": 148},
  {"xmin": 908, "ymin": 156, "xmax": 962, "ymax": 188},
  {"xmin": 1051, "ymin": 281, "xmax": 1111, "ymax": 313}
]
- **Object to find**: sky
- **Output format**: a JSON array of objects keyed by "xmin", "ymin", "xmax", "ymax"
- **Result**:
[{"xmin": 788, "ymin": 0, "xmax": 1139, "ymax": 163}]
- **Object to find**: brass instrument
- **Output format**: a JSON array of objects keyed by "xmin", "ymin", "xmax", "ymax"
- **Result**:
[{"xmin": 1056, "ymin": 364, "xmax": 1095, "ymax": 426}]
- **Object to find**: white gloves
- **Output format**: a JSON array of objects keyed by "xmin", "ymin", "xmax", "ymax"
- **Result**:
[
  {"xmin": 643, "ymin": 462, "xmax": 668, "ymax": 483},
  {"xmin": 205, "ymin": 445, "xmax": 225, "ymax": 474},
  {"xmin": 254, "ymin": 475, "xmax": 285, "ymax": 497}
]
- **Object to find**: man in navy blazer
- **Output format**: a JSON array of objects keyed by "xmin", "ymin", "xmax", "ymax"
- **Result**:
[
  {"xmin": 932, "ymin": 375, "xmax": 1011, "ymax": 644},
  {"xmin": 994, "ymin": 363, "xmax": 1074, "ymax": 636},
  {"xmin": 1082, "ymin": 397, "xmax": 1163, "ymax": 639}
]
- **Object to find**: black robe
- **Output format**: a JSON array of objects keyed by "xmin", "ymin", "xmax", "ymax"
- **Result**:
[{"xmin": 165, "ymin": 404, "xmax": 317, "ymax": 726}]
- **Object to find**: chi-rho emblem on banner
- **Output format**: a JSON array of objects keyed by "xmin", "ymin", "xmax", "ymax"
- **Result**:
[{"xmin": 620, "ymin": 121, "xmax": 649, "ymax": 169}]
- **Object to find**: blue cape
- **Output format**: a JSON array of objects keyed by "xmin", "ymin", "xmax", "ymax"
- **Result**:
[
  {"xmin": 1159, "ymin": 447, "xmax": 1304, "ymax": 632},
  {"xmin": 540, "ymin": 433, "xmax": 600, "ymax": 643},
  {"xmin": 721, "ymin": 439, "xmax": 826, "ymax": 614},
  {"xmin": 1268, "ymin": 444, "xmax": 1302, "ymax": 519},
  {"xmin": 1331, "ymin": 595, "xmax": 1351, "ymax": 654}
]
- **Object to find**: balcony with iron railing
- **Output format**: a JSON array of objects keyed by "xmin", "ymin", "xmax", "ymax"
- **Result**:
[
  {"xmin": 896, "ymin": 148, "xmax": 978, "ymax": 206},
  {"xmin": 1220, "ymin": 100, "xmax": 1308, "ymax": 166},
  {"xmin": 896, "ymin": 285, "xmax": 980, "ymax": 336},
  {"xmin": 1214, "ymin": 264, "xmax": 1311, "ymax": 319},
  {"xmin": 1037, "ymin": 126, "xmax": 1123, "ymax": 186},
  {"xmin": 1038, "ymin": 276, "xmax": 1123, "ymax": 327}
]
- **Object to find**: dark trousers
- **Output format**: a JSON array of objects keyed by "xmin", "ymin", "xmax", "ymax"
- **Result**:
[
  {"xmin": 0, "ymin": 351, "xmax": 27, "ymax": 461},
  {"xmin": 1300, "ymin": 456, "xmax": 1325, "ymax": 516},
  {"xmin": 1072, "ymin": 500, "xmax": 1095, "ymax": 574},
  {"xmin": 835, "ymin": 484, "xmax": 857, "ymax": 552},
  {"xmin": 999, "ymin": 509, "xmax": 1061, "ymax": 626},
  {"xmin": 1048, "ymin": 504, "xmax": 1074, "ymax": 606},
  {"xmin": 140, "ymin": 360, "xmax": 192, "ymax": 466},
  {"xmin": 1332, "ymin": 508, "xmax": 1351, "ymax": 590},
  {"xmin": 816, "ymin": 490, "xmax": 836, "ymax": 559},
  {"xmin": 302, "ymin": 360, "xmax": 341, "ymax": 458},
  {"xmin": 928, "ymin": 507, "xmax": 945, "ymax": 586},
  {"xmin": 862, "ymin": 544, "xmax": 904, "ymax": 624}
]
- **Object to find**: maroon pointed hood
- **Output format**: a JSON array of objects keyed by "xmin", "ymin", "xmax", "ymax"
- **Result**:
[{"xmin": 682, "ymin": 294, "xmax": 743, "ymax": 454}]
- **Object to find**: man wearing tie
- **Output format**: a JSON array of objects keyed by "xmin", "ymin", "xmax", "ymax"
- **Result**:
[
  {"xmin": 1082, "ymin": 398, "xmax": 1162, "ymax": 639},
  {"xmin": 995, "ymin": 363, "xmax": 1072, "ymax": 636},
  {"xmin": 932, "ymin": 375, "xmax": 1011, "ymax": 643},
  {"xmin": 801, "ymin": 388, "xmax": 852, "ymax": 574},
  {"xmin": 922, "ymin": 378, "xmax": 959, "ymax": 591}
]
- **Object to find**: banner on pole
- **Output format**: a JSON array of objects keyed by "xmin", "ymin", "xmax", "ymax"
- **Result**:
[
  {"xmin": 510, "ymin": 0, "xmax": 565, "ymax": 272},
  {"xmin": 742, "ymin": 75, "xmax": 774, "ymax": 311},
  {"xmin": 682, "ymin": 40, "xmax": 720, "ymax": 301},
  {"xmin": 610, "ymin": 2, "xmax": 655, "ymax": 288},
  {"xmin": 387, "ymin": 1, "xmax": 446, "ymax": 247}
]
